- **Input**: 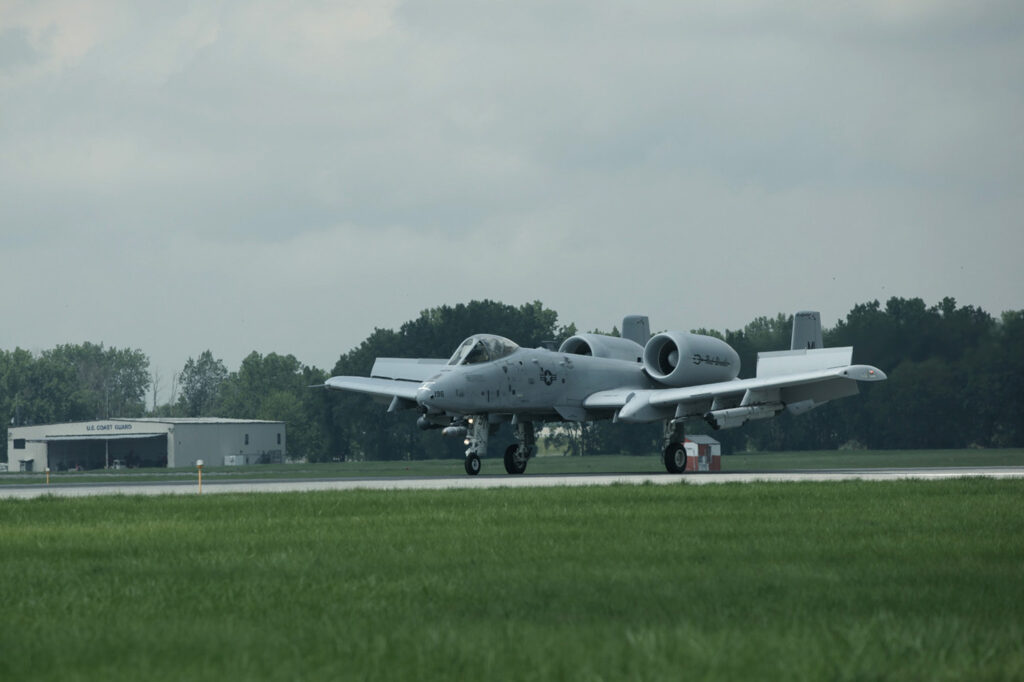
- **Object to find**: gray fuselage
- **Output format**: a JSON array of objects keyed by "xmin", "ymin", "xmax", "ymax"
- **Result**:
[{"xmin": 417, "ymin": 347, "xmax": 653, "ymax": 420}]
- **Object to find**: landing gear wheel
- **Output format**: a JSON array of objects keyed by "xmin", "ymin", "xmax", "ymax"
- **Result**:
[
  {"xmin": 504, "ymin": 444, "xmax": 528, "ymax": 475},
  {"xmin": 465, "ymin": 454, "xmax": 481, "ymax": 476},
  {"xmin": 664, "ymin": 443, "xmax": 687, "ymax": 474}
]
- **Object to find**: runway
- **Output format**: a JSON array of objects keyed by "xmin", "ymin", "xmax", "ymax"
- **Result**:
[{"xmin": 2, "ymin": 467, "xmax": 1023, "ymax": 499}]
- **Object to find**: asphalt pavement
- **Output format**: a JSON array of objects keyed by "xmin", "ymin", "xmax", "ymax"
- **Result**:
[{"xmin": 2, "ymin": 467, "xmax": 1023, "ymax": 499}]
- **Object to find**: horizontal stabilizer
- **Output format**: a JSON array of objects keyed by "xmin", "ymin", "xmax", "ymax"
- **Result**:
[
  {"xmin": 370, "ymin": 358, "xmax": 447, "ymax": 382},
  {"xmin": 325, "ymin": 376, "xmax": 421, "ymax": 401},
  {"xmin": 756, "ymin": 347, "xmax": 852, "ymax": 378}
]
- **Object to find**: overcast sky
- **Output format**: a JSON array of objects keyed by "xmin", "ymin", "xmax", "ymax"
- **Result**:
[{"xmin": 2, "ymin": 1, "xmax": 1022, "ymax": 400}]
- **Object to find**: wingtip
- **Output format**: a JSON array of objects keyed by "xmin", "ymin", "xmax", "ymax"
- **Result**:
[{"xmin": 842, "ymin": 365, "xmax": 887, "ymax": 381}]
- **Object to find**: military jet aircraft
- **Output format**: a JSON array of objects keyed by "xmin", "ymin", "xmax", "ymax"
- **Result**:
[{"xmin": 326, "ymin": 311, "xmax": 886, "ymax": 475}]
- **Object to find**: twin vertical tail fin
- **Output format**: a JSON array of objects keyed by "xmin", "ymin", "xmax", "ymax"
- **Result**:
[
  {"xmin": 791, "ymin": 311, "xmax": 823, "ymax": 350},
  {"xmin": 621, "ymin": 315, "xmax": 651, "ymax": 346}
]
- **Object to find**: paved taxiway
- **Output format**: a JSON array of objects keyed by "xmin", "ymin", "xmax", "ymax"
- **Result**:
[{"xmin": 2, "ymin": 467, "xmax": 1023, "ymax": 499}]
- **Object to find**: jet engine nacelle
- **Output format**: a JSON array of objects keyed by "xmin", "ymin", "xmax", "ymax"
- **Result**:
[
  {"xmin": 558, "ymin": 334, "xmax": 644, "ymax": 363},
  {"xmin": 643, "ymin": 332, "xmax": 741, "ymax": 387}
]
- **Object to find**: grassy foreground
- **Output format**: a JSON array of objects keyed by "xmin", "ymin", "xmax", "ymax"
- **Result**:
[{"xmin": 2, "ymin": 480, "xmax": 1023, "ymax": 681}]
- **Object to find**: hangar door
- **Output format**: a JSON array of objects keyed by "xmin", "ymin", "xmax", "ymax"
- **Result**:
[{"xmin": 45, "ymin": 433, "xmax": 168, "ymax": 470}]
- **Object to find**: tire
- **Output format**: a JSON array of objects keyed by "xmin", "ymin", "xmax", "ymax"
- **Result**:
[
  {"xmin": 504, "ymin": 444, "xmax": 528, "ymax": 475},
  {"xmin": 663, "ymin": 443, "xmax": 687, "ymax": 474},
  {"xmin": 465, "ymin": 454, "xmax": 481, "ymax": 476}
]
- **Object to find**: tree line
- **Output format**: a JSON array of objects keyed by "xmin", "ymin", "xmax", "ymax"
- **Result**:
[{"xmin": 2, "ymin": 297, "xmax": 1021, "ymax": 463}]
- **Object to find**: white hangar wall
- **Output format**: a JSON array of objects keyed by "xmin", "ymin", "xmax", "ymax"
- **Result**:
[{"xmin": 169, "ymin": 419, "xmax": 285, "ymax": 468}]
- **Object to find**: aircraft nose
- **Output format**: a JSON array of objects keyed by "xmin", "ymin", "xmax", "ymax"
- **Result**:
[{"xmin": 417, "ymin": 377, "xmax": 454, "ymax": 413}]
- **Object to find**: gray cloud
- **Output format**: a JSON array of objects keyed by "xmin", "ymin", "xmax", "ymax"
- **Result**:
[{"xmin": 0, "ymin": 26, "xmax": 43, "ymax": 70}]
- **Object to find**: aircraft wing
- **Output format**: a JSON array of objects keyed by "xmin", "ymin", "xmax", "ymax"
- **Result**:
[
  {"xmin": 584, "ymin": 364, "xmax": 886, "ymax": 424},
  {"xmin": 325, "ymin": 376, "xmax": 422, "ymax": 401}
]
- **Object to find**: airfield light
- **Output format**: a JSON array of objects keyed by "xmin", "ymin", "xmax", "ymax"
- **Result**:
[{"xmin": 196, "ymin": 459, "xmax": 204, "ymax": 494}]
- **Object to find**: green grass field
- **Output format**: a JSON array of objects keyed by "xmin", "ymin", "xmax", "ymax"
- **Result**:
[{"xmin": 2, "ymin": 479, "xmax": 1023, "ymax": 681}]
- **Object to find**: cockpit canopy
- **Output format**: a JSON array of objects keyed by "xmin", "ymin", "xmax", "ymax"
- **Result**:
[{"xmin": 447, "ymin": 334, "xmax": 519, "ymax": 366}]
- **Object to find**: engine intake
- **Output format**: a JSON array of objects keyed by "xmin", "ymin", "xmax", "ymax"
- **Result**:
[{"xmin": 643, "ymin": 332, "xmax": 740, "ymax": 387}]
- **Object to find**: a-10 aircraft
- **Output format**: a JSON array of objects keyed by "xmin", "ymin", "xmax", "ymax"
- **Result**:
[{"xmin": 326, "ymin": 311, "xmax": 886, "ymax": 475}]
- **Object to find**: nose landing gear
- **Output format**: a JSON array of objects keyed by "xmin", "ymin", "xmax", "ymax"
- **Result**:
[{"xmin": 463, "ymin": 417, "xmax": 491, "ymax": 476}]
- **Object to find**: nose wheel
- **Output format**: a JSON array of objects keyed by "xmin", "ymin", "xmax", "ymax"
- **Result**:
[{"xmin": 464, "ymin": 417, "xmax": 490, "ymax": 475}]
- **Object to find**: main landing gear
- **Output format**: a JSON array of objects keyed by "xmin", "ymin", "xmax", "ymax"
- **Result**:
[
  {"xmin": 662, "ymin": 419, "xmax": 688, "ymax": 474},
  {"xmin": 463, "ymin": 417, "xmax": 536, "ymax": 476},
  {"xmin": 503, "ymin": 422, "xmax": 536, "ymax": 475}
]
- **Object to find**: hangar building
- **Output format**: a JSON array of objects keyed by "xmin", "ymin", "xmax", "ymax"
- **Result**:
[{"xmin": 6, "ymin": 418, "xmax": 285, "ymax": 471}]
